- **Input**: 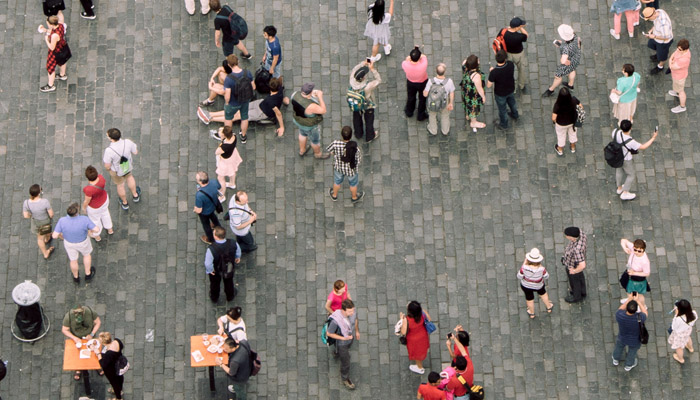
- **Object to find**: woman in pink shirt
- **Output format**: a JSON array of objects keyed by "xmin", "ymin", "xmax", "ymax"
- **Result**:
[
  {"xmin": 325, "ymin": 280, "xmax": 352, "ymax": 314},
  {"xmin": 620, "ymin": 238, "xmax": 650, "ymax": 303},
  {"xmin": 668, "ymin": 39, "xmax": 691, "ymax": 113}
]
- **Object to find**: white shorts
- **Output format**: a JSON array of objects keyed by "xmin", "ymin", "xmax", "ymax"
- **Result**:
[{"xmin": 64, "ymin": 237, "xmax": 93, "ymax": 261}]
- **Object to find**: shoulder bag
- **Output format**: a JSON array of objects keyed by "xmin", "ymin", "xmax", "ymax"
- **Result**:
[
  {"xmin": 637, "ymin": 313, "xmax": 649, "ymax": 345},
  {"xmin": 610, "ymin": 75, "xmax": 637, "ymax": 104},
  {"xmin": 25, "ymin": 200, "xmax": 52, "ymax": 235}
]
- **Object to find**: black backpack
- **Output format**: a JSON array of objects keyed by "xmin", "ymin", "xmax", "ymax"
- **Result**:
[
  {"xmin": 604, "ymin": 129, "xmax": 633, "ymax": 168},
  {"xmin": 217, "ymin": 6, "xmax": 248, "ymax": 40},
  {"xmin": 230, "ymin": 70, "xmax": 254, "ymax": 103},
  {"xmin": 210, "ymin": 240, "xmax": 236, "ymax": 279},
  {"xmin": 254, "ymin": 66, "xmax": 272, "ymax": 94}
]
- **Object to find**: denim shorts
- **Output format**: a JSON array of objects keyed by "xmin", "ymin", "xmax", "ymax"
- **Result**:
[
  {"xmin": 225, "ymin": 103, "xmax": 249, "ymax": 121},
  {"xmin": 297, "ymin": 124, "xmax": 321, "ymax": 145},
  {"xmin": 334, "ymin": 169, "xmax": 359, "ymax": 187}
]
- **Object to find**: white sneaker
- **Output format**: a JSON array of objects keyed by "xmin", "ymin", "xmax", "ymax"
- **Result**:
[
  {"xmin": 620, "ymin": 298, "xmax": 628, "ymax": 304},
  {"xmin": 616, "ymin": 188, "xmax": 623, "ymax": 195},
  {"xmin": 620, "ymin": 192, "xmax": 636, "ymax": 201},
  {"xmin": 612, "ymin": 356, "xmax": 619, "ymax": 366},
  {"xmin": 383, "ymin": 44, "xmax": 392, "ymax": 55},
  {"xmin": 372, "ymin": 53, "xmax": 382, "ymax": 62},
  {"xmin": 628, "ymin": 31, "xmax": 634, "ymax": 38},
  {"xmin": 671, "ymin": 106, "xmax": 686, "ymax": 114},
  {"xmin": 610, "ymin": 29, "xmax": 620, "ymax": 40},
  {"xmin": 668, "ymin": 90, "xmax": 679, "ymax": 97},
  {"xmin": 409, "ymin": 365, "xmax": 425, "ymax": 374},
  {"xmin": 624, "ymin": 360, "xmax": 638, "ymax": 371},
  {"xmin": 228, "ymin": 384, "xmax": 236, "ymax": 393},
  {"xmin": 633, "ymin": 21, "xmax": 639, "ymax": 27}
]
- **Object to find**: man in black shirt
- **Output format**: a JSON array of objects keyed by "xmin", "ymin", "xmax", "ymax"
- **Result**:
[
  {"xmin": 487, "ymin": 50, "xmax": 518, "ymax": 131},
  {"xmin": 210, "ymin": 0, "xmax": 251, "ymax": 58},
  {"xmin": 504, "ymin": 17, "xmax": 528, "ymax": 93}
]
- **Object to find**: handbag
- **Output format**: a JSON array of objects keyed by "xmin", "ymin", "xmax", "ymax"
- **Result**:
[
  {"xmin": 116, "ymin": 354, "xmax": 130, "ymax": 376},
  {"xmin": 55, "ymin": 43, "xmax": 72, "ymax": 66},
  {"xmin": 637, "ymin": 313, "xmax": 649, "ymax": 345},
  {"xmin": 396, "ymin": 318, "xmax": 407, "ymax": 345},
  {"xmin": 609, "ymin": 75, "xmax": 637, "ymax": 104},
  {"xmin": 423, "ymin": 312, "xmax": 436, "ymax": 335},
  {"xmin": 25, "ymin": 200, "xmax": 52, "ymax": 235},
  {"xmin": 574, "ymin": 103, "xmax": 586, "ymax": 127},
  {"xmin": 619, "ymin": 270, "xmax": 630, "ymax": 290}
]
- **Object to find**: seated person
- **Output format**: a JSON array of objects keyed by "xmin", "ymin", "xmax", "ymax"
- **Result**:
[
  {"xmin": 198, "ymin": 77, "xmax": 287, "ymax": 137},
  {"xmin": 200, "ymin": 56, "xmax": 233, "ymax": 107}
]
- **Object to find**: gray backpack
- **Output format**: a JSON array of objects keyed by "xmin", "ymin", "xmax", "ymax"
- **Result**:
[{"xmin": 427, "ymin": 78, "xmax": 447, "ymax": 112}]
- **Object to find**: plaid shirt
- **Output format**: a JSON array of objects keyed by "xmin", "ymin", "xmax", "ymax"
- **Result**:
[
  {"xmin": 326, "ymin": 140, "xmax": 361, "ymax": 176},
  {"xmin": 652, "ymin": 10, "xmax": 673, "ymax": 43},
  {"xmin": 562, "ymin": 231, "xmax": 587, "ymax": 270}
]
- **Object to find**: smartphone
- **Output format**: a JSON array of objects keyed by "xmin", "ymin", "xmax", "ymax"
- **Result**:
[
  {"xmin": 632, "ymin": 291, "xmax": 638, "ymax": 297},
  {"xmin": 366, "ymin": 58, "xmax": 371, "ymax": 63},
  {"xmin": 655, "ymin": 125, "xmax": 659, "ymax": 132},
  {"xmin": 446, "ymin": 333, "xmax": 453, "ymax": 339}
]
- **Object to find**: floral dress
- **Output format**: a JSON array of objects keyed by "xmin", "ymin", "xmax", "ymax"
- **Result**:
[
  {"xmin": 668, "ymin": 312, "xmax": 697, "ymax": 349},
  {"xmin": 555, "ymin": 35, "xmax": 581, "ymax": 77},
  {"xmin": 460, "ymin": 69, "xmax": 484, "ymax": 119}
]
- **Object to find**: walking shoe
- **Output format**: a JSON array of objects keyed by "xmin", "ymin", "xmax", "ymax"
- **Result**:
[
  {"xmin": 428, "ymin": 129, "xmax": 437, "ymax": 136},
  {"xmin": 299, "ymin": 144, "xmax": 311, "ymax": 157},
  {"xmin": 554, "ymin": 145, "xmax": 563, "ymax": 156},
  {"xmin": 133, "ymin": 186, "xmax": 141, "ymax": 202},
  {"xmin": 57, "ymin": 74, "xmax": 68, "ymax": 81},
  {"xmin": 564, "ymin": 295, "xmax": 582, "ymax": 303},
  {"xmin": 120, "ymin": 201, "xmax": 129, "ymax": 210},
  {"xmin": 417, "ymin": 113, "xmax": 429, "ymax": 121},
  {"xmin": 351, "ymin": 191, "xmax": 365, "ymax": 204},
  {"xmin": 328, "ymin": 188, "xmax": 337, "ymax": 201},
  {"xmin": 668, "ymin": 90, "xmax": 679, "ymax": 97},
  {"xmin": 85, "ymin": 267, "xmax": 96, "ymax": 281},
  {"xmin": 383, "ymin": 44, "xmax": 392, "ymax": 55},
  {"xmin": 40, "ymin": 85, "xmax": 56, "ymax": 93},
  {"xmin": 616, "ymin": 187, "xmax": 623, "ymax": 195},
  {"xmin": 666, "ymin": 68, "xmax": 671, "ymax": 75},
  {"xmin": 609, "ymin": 29, "xmax": 620, "ymax": 40},
  {"xmin": 210, "ymin": 129, "xmax": 222, "ymax": 141},
  {"xmin": 494, "ymin": 122, "xmax": 507, "ymax": 132},
  {"xmin": 228, "ymin": 385, "xmax": 236, "ymax": 393},
  {"xmin": 80, "ymin": 12, "xmax": 96, "ymax": 20},
  {"xmin": 570, "ymin": 143, "xmax": 576, "ymax": 153},
  {"xmin": 671, "ymin": 106, "xmax": 686, "ymax": 114},
  {"xmin": 612, "ymin": 356, "xmax": 619, "ymax": 366},
  {"xmin": 442, "ymin": 130, "xmax": 449, "ymax": 136},
  {"xmin": 239, "ymin": 132, "xmax": 247, "ymax": 143},
  {"xmin": 620, "ymin": 192, "xmax": 637, "ymax": 200},
  {"xmin": 409, "ymin": 365, "xmax": 425, "ymax": 374},
  {"xmin": 366, "ymin": 131, "xmax": 379, "ymax": 143},
  {"xmin": 200, "ymin": 235, "xmax": 212, "ymax": 245},
  {"xmin": 519, "ymin": 86, "xmax": 527, "ymax": 94},
  {"xmin": 197, "ymin": 107, "xmax": 211, "ymax": 125},
  {"xmin": 199, "ymin": 98, "xmax": 214, "ymax": 107},
  {"xmin": 624, "ymin": 360, "xmax": 638, "ymax": 371},
  {"xmin": 343, "ymin": 379, "xmax": 356, "ymax": 390},
  {"xmin": 241, "ymin": 53, "xmax": 253, "ymax": 60},
  {"xmin": 650, "ymin": 66, "xmax": 662, "ymax": 75},
  {"xmin": 314, "ymin": 152, "xmax": 331, "ymax": 159},
  {"xmin": 629, "ymin": 31, "xmax": 634, "ymax": 38},
  {"xmin": 650, "ymin": 54, "xmax": 658, "ymax": 61},
  {"xmin": 564, "ymin": 83, "xmax": 574, "ymax": 90},
  {"xmin": 542, "ymin": 89, "xmax": 554, "ymax": 97},
  {"xmin": 372, "ymin": 53, "xmax": 382, "ymax": 62},
  {"xmin": 73, "ymin": 275, "xmax": 80, "ymax": 284},
  {"xmin": 508, "ymin": 111, "xmax": 519, "ymax": 120}
]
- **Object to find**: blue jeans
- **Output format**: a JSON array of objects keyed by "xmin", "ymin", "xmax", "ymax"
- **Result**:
[
  {"xmin": 612, "ymin": 337, "xmax": 641, "ymax": 367},
  {"xmin": 494, "ymin": 93, "xmax": 518, "ymax": 128}
]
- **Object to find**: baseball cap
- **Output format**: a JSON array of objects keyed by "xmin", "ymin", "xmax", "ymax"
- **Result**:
[
  {"xmin": 301, "ymin": 82, "xmax": 315, "ymax": 95},
  {"xmin": 510, "ymin": 17, "xmax": 525, "ymax": 28}
]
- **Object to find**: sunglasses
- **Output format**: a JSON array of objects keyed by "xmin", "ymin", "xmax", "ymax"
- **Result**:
[{"xmin": 633, "ymin": 248, "xmax": 645, "ymax": 253}]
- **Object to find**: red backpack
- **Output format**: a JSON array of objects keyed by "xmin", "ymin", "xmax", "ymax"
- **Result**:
[{"xmin": 492, "ymin": 28, "xmax": 508, "ymax": 54}]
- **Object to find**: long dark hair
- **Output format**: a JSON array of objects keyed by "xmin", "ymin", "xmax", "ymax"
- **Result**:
[
  {"xmin": 407, "ymin": 301, "xmax": 423, "ymax": 323},
  {"xmin": 677, "ymin": 299, "xmax": 696, "ymax": 323},
  {"xmin": 553, "ymin": 87, "xmax": 577, "ymax": 113},
  {"xmin": 222, "ymin": 59, "xmax": 232, "ymax": 74},
  {"xmin": 369, "ymin": 0, "xmax": 386, "ymax": 25},
  {"xmin": 341, "ymin": 141, "xmax": 358, "ymax": 169}
]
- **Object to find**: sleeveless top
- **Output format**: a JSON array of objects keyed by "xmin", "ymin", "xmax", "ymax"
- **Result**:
[{"xmin": 291, "ymin": 92, "xmax": 323, "ymax": 127}]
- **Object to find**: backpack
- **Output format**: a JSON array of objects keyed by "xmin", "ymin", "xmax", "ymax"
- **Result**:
[
  {"xmin": 492, "ymin": 27, "xmax": 508, "ymax": 54},
  {"xmin": 426, "ymin": 79, "xmax": 448, "ymax": 112},
  {"xmin": 346, "ymin": 87, "xmax": 367, "ymax": 112},
  {"xmin": 321, "ymin": 316, "xmax": 339, "ymax": 346},
  {"xmin": 230, "ymin": 70, "xmax": 254, "ymax": 103},
  {"xmin": 254, "ymin": 66, "xmax": 272, "ymax": 94},
  {"xmin": 210, "ymin": 240, "xmax": 236, "ymax": 279},
  {"xmin": 116, "ymin": 354, "xmax": 130, "ymax": 376},
  {"xmin": 240, "ymin": 341, "xmax": 261, "ymax": 377},
  {"xmin": 218, "ymin": 6, "xmax": 248, "ymax": 40},
  {"xmin": 458, "ymin": 375, "xmax": 485, "ymax": 400},
  {"xmin": 604, "ymin": 129, "xmax": 633, "ymax": 168}
]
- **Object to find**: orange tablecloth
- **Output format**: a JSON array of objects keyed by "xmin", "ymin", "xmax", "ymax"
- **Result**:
[
  {"xmin": 190, "ymin": 335, "xmax": 228, "ymax": 367},
  {"xmin": 62, "ymin": 339, "xmax": 101, "ymax": 371}
]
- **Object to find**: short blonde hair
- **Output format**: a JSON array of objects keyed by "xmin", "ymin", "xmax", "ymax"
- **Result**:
[{"xmin": 99, "ymin": 331, "xmax": 113, "ymax": 344}]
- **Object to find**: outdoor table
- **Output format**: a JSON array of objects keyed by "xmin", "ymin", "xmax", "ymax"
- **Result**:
[
  {"xmin": 190, "ymin": 335, "xmax": 228, "ymax": 391},
  {"xmin": 62, "ymin": 339, "xmax": 101, "ymax": 396}
]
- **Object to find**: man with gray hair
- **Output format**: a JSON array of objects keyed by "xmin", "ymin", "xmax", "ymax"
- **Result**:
[{"xmin": 423, "ymin": 63, "xmax": 455, "ymax": 136}]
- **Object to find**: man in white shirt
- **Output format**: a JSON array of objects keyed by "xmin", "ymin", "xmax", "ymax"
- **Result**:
[
  {"xmin": 228, "ymin": 191, "xmax": 258, "ymax": 253},
  {"xmin": 613, "ymin": 120, "xmax": 658, "ymax": 200}
]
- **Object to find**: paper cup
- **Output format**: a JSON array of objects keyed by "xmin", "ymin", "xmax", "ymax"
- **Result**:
[{"xmin": 75, "ymin": 342, "xmax": 82, "ymax": 348}]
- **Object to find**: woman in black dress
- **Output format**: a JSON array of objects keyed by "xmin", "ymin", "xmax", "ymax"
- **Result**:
[{"xmin": 94, "ymin": 332, "xmax": 125, "ymax": 400}]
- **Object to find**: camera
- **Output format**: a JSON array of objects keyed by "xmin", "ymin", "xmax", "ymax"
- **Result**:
[{"xmin": 446, "ymin": 333, "xmax": 452, "ymax": 339}]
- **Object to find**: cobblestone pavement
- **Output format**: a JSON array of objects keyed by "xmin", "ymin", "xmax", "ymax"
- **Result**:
[{"xmin": 1, "ymin": 0, "xmax": 700, "ymax": 399}]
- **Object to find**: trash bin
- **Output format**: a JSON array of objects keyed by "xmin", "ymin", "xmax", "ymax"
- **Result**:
[{"xmin": 11, "ymin": 281, "xmax": 50, "ymax": 342}]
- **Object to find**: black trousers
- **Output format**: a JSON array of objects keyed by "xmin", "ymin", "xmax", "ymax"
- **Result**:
[
  {"xmin": 79, "ymin": 0, "xmax": 95, "ymax": 16},
  {"xmin": 209, "ymin": 273, "xmax": 235, "ymax": 302},
  {"xmin": 105, "ymin": 372, "xmax": 124, "ymax": 399},
  {"xmin": 236, "ymin": 231, "xmax": 257, "ymax": 253},
  {"xmin": 567, "ymin": 270, "xmax": 587, "ymax": 300},
  {"xmin": 405, "ymin": 79, "xmax": 428, "ymax": 118},
  {"xmin": 353, "ymin": 109, "xmax": 375, "ymax": 141},
  {"xmin": 199, "ymin": 212, "xmax": 221, "ymax": 243}
]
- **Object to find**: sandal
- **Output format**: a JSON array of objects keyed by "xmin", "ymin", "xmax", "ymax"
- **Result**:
[
  {"xmin": 73, "ymin": 371, "xmax": 81, "ymax": 380},
  {"xmin": 526, "ymin": 310, "xmax": 535, "ymax": 319},
  {"xmin": 547, "ymin": 303, "xmax": 554, "ymax": 313},
  {"xmin": 44, "ymin": 246, "xmax": 55, "ymax": 259}
]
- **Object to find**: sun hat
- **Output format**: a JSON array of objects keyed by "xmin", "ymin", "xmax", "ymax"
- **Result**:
[
  {"xmin": 526, "ymin": 248, "xmax": 544, "ymax": 263},
  {"xmin": 557, "ymin": 24, "xmax": 575, "ymax": 41},
  {"xmin": 641, "ymin": 7, "xmax": 655, "ymax": 20}
]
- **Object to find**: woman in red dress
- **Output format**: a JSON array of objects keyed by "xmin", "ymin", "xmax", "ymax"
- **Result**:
[
  {"xmin": 399, "ymin": 300, "xmax": 431, "ymax": 374},
  {"xmin": 38, "ymin": 15, "xmax": 69, "ymax": 92}
]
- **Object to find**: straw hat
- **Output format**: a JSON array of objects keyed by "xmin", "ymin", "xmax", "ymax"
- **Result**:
[
  {"xmin": 557, "ymin": 24, "xmax": 575, "ymax": 41},
  {"xmin": 526, "ymin": 248, "xmax": 544, "ymax": 263}
]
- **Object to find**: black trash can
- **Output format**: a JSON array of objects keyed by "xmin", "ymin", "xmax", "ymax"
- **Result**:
[{"xmin": 11, "ymin": 281, "xmax": 49, "ymax": 342}]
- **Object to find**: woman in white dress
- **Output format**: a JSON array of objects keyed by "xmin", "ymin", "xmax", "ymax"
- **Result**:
[
  {"xmin": 668, "ymin": 299, "xmax": 697, "ymax": 364},
  {"xmin": 217, "ymin": 306, "xmax": 247, "ymax": 342},
  {"xmin": 363, "ymin": 0, "xmax": 394, "ymax": 62}
]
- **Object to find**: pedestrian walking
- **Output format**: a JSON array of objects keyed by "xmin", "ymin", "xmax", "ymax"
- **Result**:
[
  {"xmin": 517, "ymin": 248, "xmax": 554, "ymax": 318},
  {"xmin": 38, "ymin": 15, "xmax": 70, "ymax": 93},
  {"xmin": 487, "ymin": 50, "xmax": 518, "ymax": 131},
  {"xmin": 445, "ymin": 325, "xmax": 470, "ymax": 364},
  {"xmin": 327, "ymin": 127, "xmax": 364, "ymax": 203},
  {"xmin": 199, "ymin": 57, "xmax": 232, "ymax": 106},
  {"xmin": 325, "ymin": 280, "xmax": 352, "ymax": 315},
  {"xmin": 290, "ymin": 82, "xmax": 330, "ymax": 159},
  {"xmin": 460, "ymin": 55, "xmax": 487, "ymax": 132},
  {"xmin": 205, "ymin": 227, "xmax": 241, "ymax": 302},
  {"xmin": 610, "ymin": 64, "xmax": 641, "ymax": 125},
  {"xmin": 611, "ymin": 121, "xmax": 658, "ymax": 201},
  {"xmin": 326, "ymin": 299, "xmax": 360, "ymax": 390},
  {"xmin": 402, "ymin": 46, "xmax": 429, "ymax": 121},
  {"xmin": 22, "ymin": 184, "xmax": 55, "ymax": 259},
  {"xmin": 612, "ymin": 295, "xmax": 647, "ymax": 371},
  {"xmin": 399, "ymin": 301, "xmax": 431, "ymax": 374},
  {"xmin": 668, "ymin": 299, "xmax": 697, "ymax": 364},
  {"xmin": 82, "ymin": 166, "xmax": 113, "ymax": 241},
  {"xmin": 228, "ymin": 191, "xmax": 258, "ymax": 253},
  {"xmin": 642, "ymin": 7, "xmax": 673, "ymax": 75},
  {"xmin": 217, "ymin": 306, "xmax": 247, "ymax": 342},
  {"xmin": 94, "ymin": 332, "xmax": 125, "ymax": 399},
  {"xmin": 217, "ymin": 338, "xmax": 252, "ymax": 399},
  {"xmin": 77, "ymin": 0, "xmax": 96, "ymax": 19},
  {"xmin": 103, "ymin": 128, "xmax": 141, "ymax": 211},
  {"xmin": 41, "ymin": 0, "xmax": 65, "ymax": 22},
  {"xmin": 211, "ymin": 1, "xmax": 251, "ymax": 57},
  {"xmin": 215, "ymin": 126, "xmax": 242, "ymax": 192},
  {"xmin": 363, "ymin": 0, "xmax": 394, "ymax": 62},
  {"xmin": 562, "ymin": 227, "xmax": 587, "ymax": 303},
  {"xmin": 423, "ymin": 63, "xmax": 455, "ymax": 136},
  {"xmin": 551, "ymin": 87, "xmax": 581, "ymax": 155},
  {"xmin": 52, "ymin": 203, "xmax": 100, "ymax": 283},
  {"xmin": 543, "ymin": 24, "xmax": 581, "ymax": 96},
  {"xmin": 668, "ymin": 39, "xmax": 691, "ymax": 113},
  {"xmin": 504, "ymin": 17, "xmax": 529, "ymax": 92},
  {"xmin": 223, "ymin": 55, "xmax": 255, "ymax": 142},
  {"xmin": 262, "ymin": 25, "xmax": 282, "ymax": 80},
  {"xmin": 619, "ymin": 238, "xmax": 650, "ymax": 304},
  {"xmin": 186, "ymin": 0, "xmax": 210, "ymax": 15},
  {"xmin": 194, "ymin": 172, "xmax": 222, "ymax": 245},
  {"xmin": 417, "ymin": 371, "xmax": 447, "ymax": 400},
  {"xmin": 609, "ymin": 0, "xmax": 640, "ymax": 39},
  {"xmin": 61, "ymin": 306, "xmax": 101, "ymax": 381},
  {"xmin": 348, "ymin": 60, "xmax": 381, "ymax": 142}
]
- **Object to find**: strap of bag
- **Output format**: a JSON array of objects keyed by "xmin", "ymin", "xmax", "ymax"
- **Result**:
[
  {"xmin": 457, "ymin": 374, "xmax": 470, "ymax": 389},
  {"xmin": 617, "ymin": 130, "xmax": 634, "ymax": 153},
  {"xmin": 200, "ymin": 189, "xmax": 219, "ymax": 207},
  {"xmin": 619, "ymin": 75, "xmax": 637, "ymax": 98},
  {"xmin": 229, "ymin": 206, "xmax": 253, "ymax": 216}
]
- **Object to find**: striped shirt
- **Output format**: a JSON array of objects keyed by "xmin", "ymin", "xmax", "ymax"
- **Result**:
[
  {"xmin": 326, "ymin": 140, "xmax": 362, "ymax": 177},
  {"xmin": 562, "ymin": 231, "xmax": 587, "ymax": 270},
  {"xmin": 652, "ymin": 10, "xmax": 673, "ymax": 43},
  {"xmin": 517, "ymin": 263, "xmax": 549, "ymax": 290}
]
